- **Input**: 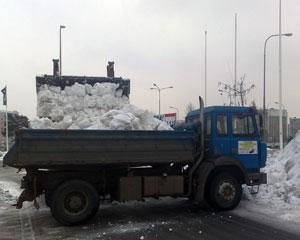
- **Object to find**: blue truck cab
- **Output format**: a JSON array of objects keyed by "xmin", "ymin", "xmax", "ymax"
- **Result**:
[{"xmin": 185, "ymin": 105, "xmax": 267, "ymax": 186}]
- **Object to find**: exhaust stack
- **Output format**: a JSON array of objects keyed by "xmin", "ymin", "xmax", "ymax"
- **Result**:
[
  {"xmin": 52, "ymin": 59, "xmax": 59, "ymax": 76},
  {"xmin": 107, "ymin": 61, "xmax": 115, "ymax": 78}
]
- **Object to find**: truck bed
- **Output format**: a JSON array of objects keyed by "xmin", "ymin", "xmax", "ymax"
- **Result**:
[{"xmin": 4, "ymin": 129, "xmax": 198, "ymax": 168}]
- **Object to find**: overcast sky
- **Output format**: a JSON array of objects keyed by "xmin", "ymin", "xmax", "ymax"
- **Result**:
[{"xmin": 1, "ymin": 0, "xmax": 300, "ymax": 119}]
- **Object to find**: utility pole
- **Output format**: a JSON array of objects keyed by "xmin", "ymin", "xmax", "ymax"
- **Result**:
[
  {"xmin": 59, "ymin": 25, "xmax": 66, "ymax": 76},
  {"xmin": 1, "ymin": 85, "xmax": 8, "ymax": 151},
  {"xmin": 5, "ymin": 92, "xmax": 8, "ymax": 152},
  {"xmin": 234, "ymin": 13, "xmax": 238, "ymax": 105},
  {"xmin": 279, "ymin": 0, "xmax": 283, "ymax": 150},
  {"xmin": 204, "ymin": 30, "xmax": 207, "ymax": 106},
  {"xmin": 263, "ymin": 33, "xmax": 292, "ymax": 140},
  {"xmin": 169, "ymin": 106, "xmax": 179, "ymax": 121}
]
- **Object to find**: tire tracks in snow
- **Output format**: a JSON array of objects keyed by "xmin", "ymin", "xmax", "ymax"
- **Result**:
[{"xmin": 19, "ymin": 209, "xmax": 36, "ymax": 240}]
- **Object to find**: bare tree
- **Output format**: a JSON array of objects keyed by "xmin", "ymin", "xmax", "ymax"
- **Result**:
[
  {"xmin": 185, "ymin": 102, "xmax": 195, "ymax": 115},
  {"xmin": 251, "ymin": 100, "xmax": 257, "ymax": 108},
  {"xmin": 218, "ymin": 74, "xmax": 255, "ymax": 107}
]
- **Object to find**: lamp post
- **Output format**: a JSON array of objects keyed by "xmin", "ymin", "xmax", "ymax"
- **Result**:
[
  {"xmin": 263, "ymin": 32, "xmax": 292, "ymax": 140},
  {"xmin": 204, "ymin": 30, "xmax": 207, "ymax": 106},
  {"xmin": 279, "ymin": 0, "xmax": 283, "ymax": 150},
  {"xmin": 59, "ymin": 25, "xmax": 66, "ymax": 76},
  {"xmin": 275, "ymin": 101, "xmax": 287, "ymax": 147},
  {"xmin": 150, "ymin": 83, "xmax": 173, "ymax": 116},
  {"xmin": 169, "ymin": 106, "xmax": 179, "ymax": 121}
]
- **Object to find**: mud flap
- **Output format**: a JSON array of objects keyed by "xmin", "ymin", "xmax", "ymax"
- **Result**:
[
  {"xmin": 14, "ymin": 176, "xmax": 40, "ymax": 209},
  {"xmin": 15, "ymin": 189, "xmax": 35, "ymax": 209}
]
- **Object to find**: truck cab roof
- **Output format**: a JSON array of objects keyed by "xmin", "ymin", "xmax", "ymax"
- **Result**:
[{"xmin": 186, "ymin": 106, "xmax": 258, "ymax": 122}]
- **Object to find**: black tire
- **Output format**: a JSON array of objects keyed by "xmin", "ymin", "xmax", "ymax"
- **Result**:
[
  {"xmin": 208, "ymin": 172, "xmax": 242, "ymax": 211},
  {"xmin": 50, "ymin": 180, "xmax": 99, "ymax": 226}
]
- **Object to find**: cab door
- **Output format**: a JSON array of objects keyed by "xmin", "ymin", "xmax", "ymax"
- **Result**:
[
  {"xmin": 230, "ymin": 113, "xmax": 260, "ymax": 170},
  {"xmin": 212, "ymin": 113, "xmax": 231, "ymax": 157}
]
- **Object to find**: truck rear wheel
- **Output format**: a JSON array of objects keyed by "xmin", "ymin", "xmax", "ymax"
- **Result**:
[
  {"xmin": 50, "ymin": 180, "xmax": 99, "ymax": 225},
  {"xmin": 208, "ymin": 172, "xmax": 242, "ymax": 211}
]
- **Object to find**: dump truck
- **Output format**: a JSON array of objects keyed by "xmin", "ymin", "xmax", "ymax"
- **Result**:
[{"xmin": 3, "ymin": 96, "xmax": 267, "ymax": 225}]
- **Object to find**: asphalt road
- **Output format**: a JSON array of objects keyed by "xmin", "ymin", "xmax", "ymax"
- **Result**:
[{"xmin": 0, "ymin": 166, "xmax": 299, "ymax": 240}]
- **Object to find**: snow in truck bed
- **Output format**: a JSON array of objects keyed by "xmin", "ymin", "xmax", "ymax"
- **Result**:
[{"xmin": 30, "ymin": 82, "xmax": 172, "ymax": 131}]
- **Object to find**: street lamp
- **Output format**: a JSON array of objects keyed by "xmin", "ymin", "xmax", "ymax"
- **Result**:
[
  {"xmin": 274, "ymin": 101, "xmax": 285, "ymax": 109},
  {"xmin": 204, "ymin": 30, "xmax": 207, "ymax": 106},
  {"xmin": 275, "ymin": 101, "xmax": 287, "ymax": 147},
  {"xmin": 150, "ymin": 83, "xmax": 173, "ymax": 116},
  {"xmin": 169, "ymin": 106, "xmax": 179, "ymax": 121},
  {"xmin": 262, "ymin": 32, "xmax": 292, "ymax": 140},
  {"xmin": 59, "ymin": 25, "xmax": 66, "ymax": 76}
]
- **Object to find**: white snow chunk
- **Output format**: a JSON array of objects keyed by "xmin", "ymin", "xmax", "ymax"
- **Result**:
[{"xmin": 32, "ymin": 82, "xmax": 172, "ymax": 131}]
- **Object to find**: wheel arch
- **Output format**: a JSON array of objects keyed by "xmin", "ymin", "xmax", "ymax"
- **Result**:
[
  {"xmin": 34, "ymin": 169, "xmax": 106, "ymax": 195},
  {"xmin": 50, "ymin": 179, "xmax": 100, "ymax": 225},
  {"xmin": 211, "ymin": 156, "xmax": 248, "ymax": 183},
  {"xmin": 193, "ymin": 156, "xmax": 248, "ymax": 204}
]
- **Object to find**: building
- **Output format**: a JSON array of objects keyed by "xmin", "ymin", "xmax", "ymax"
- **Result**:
[
  {"xmin": 155, "ymin": 113, "xmax": 177, "ymax": 127},
  {"xmin": 263, "ymin": 108, "xmax": 288, "ymax": 146},
  {"xmin": 289, "ymin": 117, "xmax": 300, "ymax": 139}
]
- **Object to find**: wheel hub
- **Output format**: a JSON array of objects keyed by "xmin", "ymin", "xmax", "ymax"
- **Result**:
[
  {"xmin": 218, "ymin": 182, "xmax": 236, "ymax": 201},
  {"xmin": 64, "ymin": 191, "xmax": 87, "ymax": 215}
]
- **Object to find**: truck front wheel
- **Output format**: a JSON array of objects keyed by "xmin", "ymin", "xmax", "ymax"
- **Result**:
[
  {"xmin": 208, "ymin": 172, "xmax": 242, "ymax": 211},
  {"xmin": 50, "ymin": 180, "xmax": 99, "ymax": 225}
]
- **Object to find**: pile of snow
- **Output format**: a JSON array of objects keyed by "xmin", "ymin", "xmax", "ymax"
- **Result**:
[
  {"xmin": 236, "ymin": 137, "xmax": 300, "ymax": 227},
  {"xmin": 0, "ymin": 152, "xmax": 6, "ymax": 161},
  {"xmin": 262, "ymin": 133, "xmax": 300, "ymax": 204},
  {"xmin": 31, "ymin": 82, "xmax": 172, "ymax": 131},
  {"xmin": 246, "ymin": 132, "xmax": 300, "ymax": 207}
]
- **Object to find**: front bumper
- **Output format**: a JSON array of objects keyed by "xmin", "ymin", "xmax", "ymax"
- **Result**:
[{"xmin": 247, "ymin": 172, "xmax": 267, "ymax": 186}]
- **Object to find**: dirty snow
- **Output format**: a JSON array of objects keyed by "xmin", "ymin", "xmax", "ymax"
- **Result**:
[
  {"xmin": 0, "ymin": 151, "xmax": 6, "ymax": 161},
  {"xmin": 235, "ymin": 133, "xmax": 300, "ymax": 230},
  {"xmin": 247, "ymin": 133, "xmax": 300, "ymax": 207},
  {"xmin": 0, "ymin": 180, "xmax": 22, "ymax": 208},
  {"xmin": 0, "ymin": 181, "xmax": 21, "ymax": 198},
  {"xmin": 31, "ymin": 82, "xmax": 172, "ymax": 130}
]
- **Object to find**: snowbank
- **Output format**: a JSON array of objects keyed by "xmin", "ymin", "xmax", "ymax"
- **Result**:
[
  {"xmin": 31, "ymin": 83, "xmax": 172, "ymax": 131},
  {"xmin": 240, "ymin": 133, "xmax": 300, "ymax": 225},
  {"xmin": 255, "ymin": 133, "xmax": 300, "ymax": 206}
]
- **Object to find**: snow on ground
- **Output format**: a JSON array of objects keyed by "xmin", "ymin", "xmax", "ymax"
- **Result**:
[
  {"xmin": 0, "ymin": 151, "xmax": 6, "ymax": 161},
  {"xmin": 31, "ymin": 82, "xmax": 172, "ymax": 130},
  {"xmin": 0, "ymin": 180, "xmax": 22, "ymax": 211},
  {"xmin": 0, "ymin": 181, "xmax": 21, "ymax": 198},
  {"xmin": 235, "ymin": 133, "xmax": 300, "ymax": 231}
]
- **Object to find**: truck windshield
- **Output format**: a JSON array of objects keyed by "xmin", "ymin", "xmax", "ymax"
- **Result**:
[{"xmin": 232, "ymin": 114, "xmax": 255, "ymax": 136}]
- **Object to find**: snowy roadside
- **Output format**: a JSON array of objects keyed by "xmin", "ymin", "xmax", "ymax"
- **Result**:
[
  {"xmin": 233, "ymin": 198, "xmax": 300, "ymax": 235},
  {"xmin": 234, "ymin": 136, "xmax": 300, "ymax": 234},
  {"xmin": 0, "ymin": 180, "xmax": 22, "ymax": 209}
]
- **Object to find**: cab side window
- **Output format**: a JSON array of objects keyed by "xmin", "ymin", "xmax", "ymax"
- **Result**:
[
  {"xmin": 232, "ymin": 114, "xmax": 255, "ymax": 136},
  {"xmin": 205, "ymin": 115, "xmax": 211, "ymax": 136},
  {"xmin": 217, "ymin": 114, "xmax": 228, "ymax": 135}
]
